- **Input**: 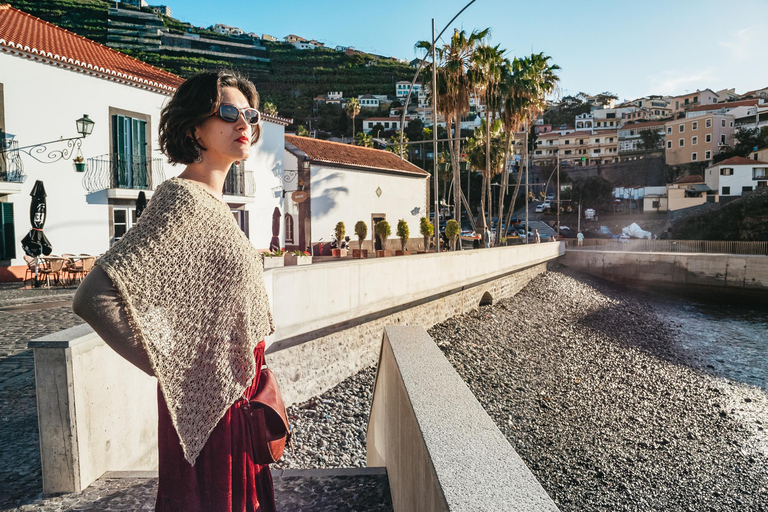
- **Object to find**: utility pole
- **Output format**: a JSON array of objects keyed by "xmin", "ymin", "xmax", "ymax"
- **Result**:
[
  {"xmin": 557, "ymin": 149, "xmax": 560, "ymax": 238},
  {"xmin": 524, "ymin": 119, "xmax": 529, "ymax": 243},
  {"xmin": 432, "ymin": 18, "xmax": 440, "ymax": 253}
]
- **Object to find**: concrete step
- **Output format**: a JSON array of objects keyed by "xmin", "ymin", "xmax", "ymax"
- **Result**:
[{"xmin": 10, "ymin": 467, "xmax": 393, "ymax": 512}]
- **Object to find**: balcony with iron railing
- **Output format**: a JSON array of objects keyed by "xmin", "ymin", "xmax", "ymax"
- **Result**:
[
  {"xmin": 0, "ymin": 140, "xmax": 26, "ymax": 193},
  {"xmin": 83, "ymin": 153, "xmax": 165, "ymax": 194}
]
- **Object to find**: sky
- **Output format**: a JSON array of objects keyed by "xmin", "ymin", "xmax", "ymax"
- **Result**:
[{"xmin": 165, "ymin": 0, "xmax": 766, "ymax": 102}]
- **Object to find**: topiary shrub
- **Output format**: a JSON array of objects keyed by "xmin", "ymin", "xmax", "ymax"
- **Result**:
[
  {"xmin": 354, "ymin": 220, "xmax": 368, "ymax": 250},
  {"xmin": 419, "ymin": 216, "xmax": 434, "ymax": 251},
  {"xmin": 445, "ymin": 219, "xmax": 460, "ymax": 251},
  {"xmin": 396, "ymin": 219, "xmax": 409, "ymax": 251},
  {"xmin": 375, "ymin": 220, "xmax": 391, "ymax": 250},
  {"xmin": 334, "ymin": 221, "xmax": 345, "ymax": 246}
]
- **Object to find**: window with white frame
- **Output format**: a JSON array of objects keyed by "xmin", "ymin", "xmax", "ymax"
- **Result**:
[
  {"xmin": 705, "ymin": 150, "xmax": 711, "ymax": 159},
  {"xmin": 692, "ymin": 121, "xmax": 698, "ymax": 130},
  {"xmin": 706, "ymin": 134, "xmax": 712, "ymax": 143},
  {"xmin": 692, "ymin": 136, "xmax": 698, "ymax": 145},
  {"xmin": 679, "ymin": 124, "xmax": 685, "ymax": 133},
  {"xmin": 721, "ymin": 119, "xmax": 726, "ymax": 127},
  {"xmin": 706, "ymin": 119, "xmax": 712, "ymax": 128},
  {"xmin": 667, "ymin": 126, "xmax": 672, "ymax": 134},
  {"xmin": 667, "ymin": 141, "xmax": 672, "ymax": 149},
  {"xmin": 720, "ymin": 134, "xmax": 726, "ymax": 145},
  {"xmin": 111, "ymin": 207, "xmax": 136, "ymax": 243},
  {"xmin": 691, "ymin": 152, "xmax": 697, "ymax": 161},
  {"xmin": 720, "ymin": 168, "xmax": 733, "ymax": 176},
  {"xmin": 284, "ymin": 213, "xmax": 295, "ymax": 243},
  {"xmin": 679, "ymin": 138, "xmax": 684, "ymax": 147}
]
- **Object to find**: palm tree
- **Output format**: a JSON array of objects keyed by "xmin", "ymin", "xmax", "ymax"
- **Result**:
[
  {"xmin": 465, "ymin": 118, "xmax": 505, "ymax": 226},
  {"xmin": 469, "ymin": 43, "xmax": 507, "ymax": 230},
  {"xmin": 499, "ymin": 53, "xmax": 561, "ymax": 239},
  {"xmin": 262, "ymin": 102, "xmax": 279, "ymax": 117},
  {"xmin": 354, "ymin": 131, "xmax": 373, "ymax": 147},
  {"xmin": 417, "ymin": 28, "xmax": 489, "ymax": 225},
  {"xmin": 386, "ymin": 134, "xmax": 409, "ymax": 158},
  {"xmin": 345, "ymin": 98, "xmax": 361, "ymax": 140}
]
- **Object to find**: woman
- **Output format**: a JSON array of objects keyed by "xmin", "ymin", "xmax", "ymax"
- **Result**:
[{"xmin": 73, "ymin": 70, "xmax": 276, "ymax": 512}]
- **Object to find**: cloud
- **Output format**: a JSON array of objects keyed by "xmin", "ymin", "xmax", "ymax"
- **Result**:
[
  {"xmin": 647, "ymin": 67, "xmax": 718, "ymax": 96},
  {"xmin": 719, "ymin": 26, "xmax": 759, "ymax": 63}
]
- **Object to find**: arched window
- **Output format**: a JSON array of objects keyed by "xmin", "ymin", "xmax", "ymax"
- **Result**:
[{"xmin": 285, "ymin": 214, "xmax": 295, "ymax": 244}]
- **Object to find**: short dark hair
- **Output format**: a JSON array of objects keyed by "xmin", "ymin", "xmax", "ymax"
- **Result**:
[{"xmin": 158, "ymin": 70, "xmax": 261, "ymax": 164}]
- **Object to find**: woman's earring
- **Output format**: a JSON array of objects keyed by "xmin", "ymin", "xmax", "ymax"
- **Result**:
[
  {"xmin": 194, "ymin": 146, "xmax": 202, "ymax": 163},
  {"xmin": 235, "ymin": 160, "xmax": 241, "ymax": 166}
]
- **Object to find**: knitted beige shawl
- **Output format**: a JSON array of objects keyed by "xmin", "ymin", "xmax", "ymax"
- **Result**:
[{"xmin": 97, "ymin": 177, "xmax": 274, "ymax": 465}]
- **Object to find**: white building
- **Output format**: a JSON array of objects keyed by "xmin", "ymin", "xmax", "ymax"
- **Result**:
[
  {"xmin": 358, "ymin": 94, "xmax": 380, "ymax": 109},
  {"xmin": 212, "ymin": 23, "xmax": 243, "ymax": 37},
  {"xmin": 362, "ymin": 118, "xmax": 410, "ymax": 134},
  {"xmin": 0, "ymin": 5, "xmax": 289, "ymax": 281},
  {"xmin": 574, "ymin": 113, "xmax": 594, "ymax": 133},
  {"xmin": 283, "ymin": 135, "xmax": 429, "ymax": 252},
  {"xmin": 396, "ymin": 81, "xmax": 421, "ymax": 99},
  {"xmin": 704, "ymin": 156, "xmax": 768, "ymax": 198},
  {"xmin": 618, "ymin": 120, "xmax": 666, "ymax": 152}
]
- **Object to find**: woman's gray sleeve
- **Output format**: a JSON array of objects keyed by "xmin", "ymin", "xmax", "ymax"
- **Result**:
[{"xmin": 72, "ymin": 266, "xmax": 154, "ymax": 377}]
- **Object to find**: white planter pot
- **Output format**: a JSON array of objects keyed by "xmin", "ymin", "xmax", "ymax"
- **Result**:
[{"xmin": 263, "ymin": 256, "xmax": 285, "ymax": 269}]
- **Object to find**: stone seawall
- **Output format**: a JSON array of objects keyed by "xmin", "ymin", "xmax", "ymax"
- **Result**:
[
  {"xmin": 560, "ymin": 250, "xmax": 768, "ymax": 299},
  {"xmin": 267, "ymin": 263, "xmax": 547, "ymax": 406}
]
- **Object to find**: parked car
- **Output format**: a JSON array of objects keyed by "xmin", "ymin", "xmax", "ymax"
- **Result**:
[
  {"xmin": 546, "ymin": 194, "xmax": 555, "ymax": 201},
  {"xmin": 535, "ymin": 205, "xmax": 545, "ymax": 213}
]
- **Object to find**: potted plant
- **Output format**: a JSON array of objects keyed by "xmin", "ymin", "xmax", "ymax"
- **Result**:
[
  {"xmin": 73, "ymin": 155, "xmax": 86, "ymax": 173},
  {"xmin": 262, "ymin": 248, "xmax": 285, "ymax": 269},
  {"xmin": 396, "ymin": 219, "xmax": 410, "ymax": 256},
  {"xmin": 445, "ymin": 219, "xmax": 460, "ymax": 251},
  {"xmin": 353, "ymin": 220, "xmax": 368, "ymax": 258},
  {"xmin": 375, "ymin": 220, "xmax": 391, "ymax": 257},
  {"xmin": 419, "ymin": 216, "xmax": 433, "ymax": 253},
  {"xmin": 285, "ymin": 249, "xmax": 312, "ymax": 266},
  {"xmin": 332, "ymin": 221, "xmax": 347, "ymax": 258}
]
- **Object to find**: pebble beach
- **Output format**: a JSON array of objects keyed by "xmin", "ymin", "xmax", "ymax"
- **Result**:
[{"xmin": 277, "ymin": 266, "xmax": 768, "ymax": 511}]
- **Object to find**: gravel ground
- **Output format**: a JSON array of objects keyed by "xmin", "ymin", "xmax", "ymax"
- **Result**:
[
  {"xmin": 272, "ymin": 367, "xmax": 375, "ymax": 471},
  {"xmin": 277, "ymin": 267, "xmax": 767, "ymax": 511},
  {"xmin": 431, "ymin": 267, "xmax": 767, "ymax": 512}
]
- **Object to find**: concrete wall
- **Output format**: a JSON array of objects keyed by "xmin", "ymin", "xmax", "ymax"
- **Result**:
[
  {"xmin": 31, "ymin": 243, "xmax": 562, "ymax": 492},
  {"xmin": 264, "ymin": 243, "xmax": 562, "ymax": 405},
  {"xmin": 368, "ymin": 326, "xmax": 559, "ymax": 512},
  {"xmin": 560, "ymin": 250, "xmax": 768, "ymax": 296},
  {"xmin": 30, "ymin": 325, "xmax": 157, "ymax": 494}
]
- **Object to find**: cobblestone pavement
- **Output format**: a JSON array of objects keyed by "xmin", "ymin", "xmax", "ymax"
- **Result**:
[
  {"xmin": 7, "ymin": 469, "xmax": 393, "ymax": 512},
  {"xmin": 0, "ymin": 283, "xmax": 81, "ymax": 510}
]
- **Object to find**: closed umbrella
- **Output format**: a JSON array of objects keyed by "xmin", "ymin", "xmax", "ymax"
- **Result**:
[
  {"xmin": 269, "ymin": 207, "xmax": 280, "ymax": 251},
  {"xmin": 135, "ymin": 191, "xmax": 147, "ymax": 219},
  {"xmin": 21, "ymin": 180, "xmax": 52, "ymax": 286}
]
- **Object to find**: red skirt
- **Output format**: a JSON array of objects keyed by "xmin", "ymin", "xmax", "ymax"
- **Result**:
[{"xmin": 155, "ymin": 340, "xmax": 276, "ymax": 512}]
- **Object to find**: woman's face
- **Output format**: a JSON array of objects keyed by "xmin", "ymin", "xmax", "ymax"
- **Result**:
[{"xmin": 194, "ymin": 86, "xmax": 253, "ymax": 165}]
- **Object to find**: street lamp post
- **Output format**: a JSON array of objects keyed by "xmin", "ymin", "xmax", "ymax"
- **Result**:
[{"xmin": 0, "ymin": 114, "xmax": 94, "ymax": 167}]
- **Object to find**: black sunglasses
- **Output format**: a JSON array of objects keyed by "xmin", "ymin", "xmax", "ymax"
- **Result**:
[{"xmin": 213, "ymin": 104, "xmax": 261, "ymax": 125}]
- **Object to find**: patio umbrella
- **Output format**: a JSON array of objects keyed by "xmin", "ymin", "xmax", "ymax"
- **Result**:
[
  {"xmin": 21, "ymin": 180, "xmax": 52, "ymax": 286},
  {"xmin": 135, "ymin": 191, "xmax": 147, "ymax": 219}
]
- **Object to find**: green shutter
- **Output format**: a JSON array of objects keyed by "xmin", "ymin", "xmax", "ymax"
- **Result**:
[
  {"xmin": 0, "ymin": 202, "xmax": 16, "ymax": 260},
  {"xmin": 132, "ymin": 118, "xmax": 148, "ymax": 189}
]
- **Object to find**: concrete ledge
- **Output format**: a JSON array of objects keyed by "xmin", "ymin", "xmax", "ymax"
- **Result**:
[
  {"xmin": 30, "ymin": 325, "xmax": 158, "ymax": 494},
  {"xmin": 367, "ymin": 326, "xmax": 559, "ymax": 512}
]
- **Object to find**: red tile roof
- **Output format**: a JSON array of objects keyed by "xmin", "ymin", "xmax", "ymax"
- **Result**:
[
  {"xmin": 686, "ymin": 99, "xmax": 759, "ymax": 112},
  {"xmin": 714, "ymin": 156, "xmax": 768, "ymax": 166},
  {"xmin": 0, "ymin": 4, "xmax": 183, "ymax": 94},
  {"xmin": 364, "ymin": 117, "xmax": 404, "ymax": 122},
  {"xmin": 674, "ymin": 174, "xmax": 704, "ymax": 184},
  {"xmin": 285, "ymin": 135, "xmax": 429, "ymax": 177}
]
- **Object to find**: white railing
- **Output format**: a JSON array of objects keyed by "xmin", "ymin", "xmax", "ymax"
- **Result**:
[{"xmin": 565, "ymin": 239, "xmax": 768, "ymax": 255}]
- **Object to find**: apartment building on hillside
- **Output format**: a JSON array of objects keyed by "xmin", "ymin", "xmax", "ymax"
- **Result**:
[
  {"xmin": 664, "ymin": 114, "xmax": 735, "ymax": 165},
  {"xmin": 669, "ymin": 89, "xmax": 719, "ymax": 116},
  {"xmin": 520, "ymin": 130, "xmax": 620, "ymax": 167}
]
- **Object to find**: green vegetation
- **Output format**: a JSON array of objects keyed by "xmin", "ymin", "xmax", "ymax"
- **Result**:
[
  {"xmin": 334, "ymin": 221, "xmax": 345, "ymax": 245},
  {"xmin": 445, "ymin": 219, "xmax": 461, "ymax": 250},
  {"xmin": 375, "ymin": 220, "xmax": 391, "ymax": 249},
  {"xmin": 396, "ymin": 219, "xmax": 409, "ymax": 251},
  {"xmin": 354, "ymin": 221, "xmax": 368, "ymax": 249},
  {"xmin": 671, "ymin": 187, "xmax": 768, "ymax": 241}
]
